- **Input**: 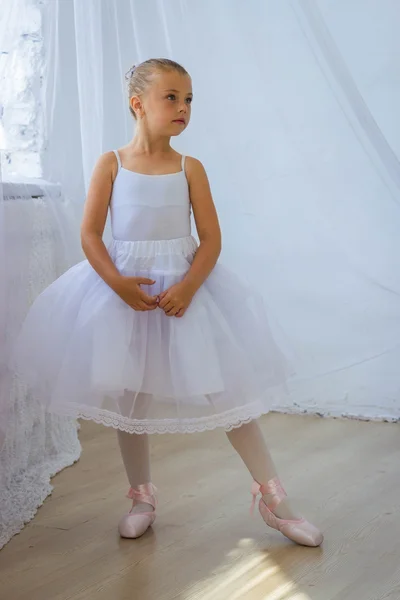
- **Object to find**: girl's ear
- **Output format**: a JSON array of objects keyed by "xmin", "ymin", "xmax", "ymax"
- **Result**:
[{"xmin": 130, "ymin": 95, "xmax": 143, "ymax": 118}]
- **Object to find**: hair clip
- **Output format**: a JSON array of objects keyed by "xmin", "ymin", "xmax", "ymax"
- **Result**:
[{"xmin": 125, "ymin": 65, "xmax": 136, "ymax": 81}]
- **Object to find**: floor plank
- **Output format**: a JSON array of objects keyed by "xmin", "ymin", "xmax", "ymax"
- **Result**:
[{"xmin": 0, "ymin": 413, "xmax": 399, "ymax": 600}]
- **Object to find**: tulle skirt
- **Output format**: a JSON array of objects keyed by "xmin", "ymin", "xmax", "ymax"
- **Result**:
[{"xmin": 11, "ymin": 235, "xmax": 292, "ymax": 434}]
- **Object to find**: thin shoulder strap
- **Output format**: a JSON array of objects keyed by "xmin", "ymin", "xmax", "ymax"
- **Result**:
[
  {"xmin": 181, "ymin": 154, "xmax": 186, "ymax": 172},
  {"xmin": 113, "ymin": 150, "xmax": 122, "ymax": 171}
]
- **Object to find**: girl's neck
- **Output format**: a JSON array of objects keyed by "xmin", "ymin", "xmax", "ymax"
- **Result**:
[{"xmin": 129, "ymin": 125, "xmax": 172, "ymax": 156}]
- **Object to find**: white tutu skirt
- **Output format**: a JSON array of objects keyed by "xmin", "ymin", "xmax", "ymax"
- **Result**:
[{"xmin": 11, "ymin": 235, "xmax": 292, "ymax": 434}]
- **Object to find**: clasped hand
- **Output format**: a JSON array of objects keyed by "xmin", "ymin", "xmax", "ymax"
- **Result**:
[
  {"xmin": 115, "ymin": 276, "xmax": 194, "ymax": 317},
  {"xmin": 158, "ymin": 281, "xmax": 194, "ymax": 318}
]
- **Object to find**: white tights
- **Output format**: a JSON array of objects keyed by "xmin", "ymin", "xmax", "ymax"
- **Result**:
[
  {"xmin": 117, "ymin": 430, "xmax": 153, "ymax": 514},
  {"xmin": 117, "ymin": 430, "xmax": 151, "ymax": 488},
  {"xmin": 117, "ymin": 420, "xmax": 299, "ymax": 519}
]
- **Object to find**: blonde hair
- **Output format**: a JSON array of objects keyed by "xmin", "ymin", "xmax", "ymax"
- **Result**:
[{"xmin": 125, "ymin": 58, "xmax": 190, "ymax": 119}]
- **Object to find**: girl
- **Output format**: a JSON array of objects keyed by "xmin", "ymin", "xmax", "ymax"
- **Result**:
[{"xmin": 13, "ymin": 58, "xmax": 323, "ymax": 546}]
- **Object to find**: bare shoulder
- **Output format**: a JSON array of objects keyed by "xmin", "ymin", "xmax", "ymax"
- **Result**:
[
  {"xmin": 183, "ymin": 156, "xmax": 219, "ymax": 241},
  {"xmin": 185, "ymin": 155, "xmax": 206, "ymax": 173},
  {"xmin": 184, "ymin": 156, "xmax": 209, "ymax": 185},
  {"xmin": 184, "ymin": 155, "xmax": 215, "ymax": 212},
  {"xmin": 84, "ymin": 151, "xmax": 117, "ymax": 211},
  {"xmin": 96, "ymin": 150, "xmax": 117, "ymax": 168},
  {"xmin": 95, "ymin": 151, "xmax": 119, "ymax": 182}
]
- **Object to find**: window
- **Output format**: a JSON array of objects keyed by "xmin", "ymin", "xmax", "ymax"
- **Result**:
[{"xmin": 0, "ymin": 0, "xmax": 44, "ymax": 178}]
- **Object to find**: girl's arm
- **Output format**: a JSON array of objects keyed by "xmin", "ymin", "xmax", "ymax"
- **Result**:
[
  {"xmin": 80, "ymin": 152, "xmax": 157, "ymax": 310},
  {"xmin": 80, "ymin": 152, "xmax": 122, "ymax": 291},
  {"xmin": 156, "ymin": 156, "xmax": 222, "ymax": 317},
  {"xmin": 182, "ymin": 156, "xmax": 222, "ymax": 294}
]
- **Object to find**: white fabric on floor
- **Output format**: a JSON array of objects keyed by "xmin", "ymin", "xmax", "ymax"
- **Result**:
[{"xmin": 0, "ymin": 169, "xmax": 82, "ymax": 550}]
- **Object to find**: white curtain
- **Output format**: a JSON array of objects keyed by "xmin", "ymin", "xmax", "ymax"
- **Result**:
[{"xmin": 39, "ymin": 0, "xmax": 400, "ymax": 421}]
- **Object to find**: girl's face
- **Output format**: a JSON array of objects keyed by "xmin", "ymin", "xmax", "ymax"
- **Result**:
[{"xmin": 132, "ymin": 70, "xmax": 193, "ymax": 136}]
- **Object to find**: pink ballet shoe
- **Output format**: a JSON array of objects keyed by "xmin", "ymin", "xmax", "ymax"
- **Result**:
[
  {"xmin": 251, "ymin": 478, "xmax": 323, "ymax": 547},
  {"xmin": 118, "ymin": 483, "xmax": 157, "ymax": 539}
]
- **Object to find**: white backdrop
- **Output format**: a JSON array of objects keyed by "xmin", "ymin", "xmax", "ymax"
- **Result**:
[{"xmin": 38, "ymin": 0, "xmax": 400, "ymax": 421}]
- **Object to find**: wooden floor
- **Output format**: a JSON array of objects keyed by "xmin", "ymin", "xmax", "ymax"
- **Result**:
[{"xmin": 1, "ymin": 413, "xmax": 399, "ymax": 600}]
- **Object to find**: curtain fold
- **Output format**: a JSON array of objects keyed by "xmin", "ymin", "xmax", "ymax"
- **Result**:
[{"xmin": 294, "ymin": 0, "xmax": 400, "ymax": 203}]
